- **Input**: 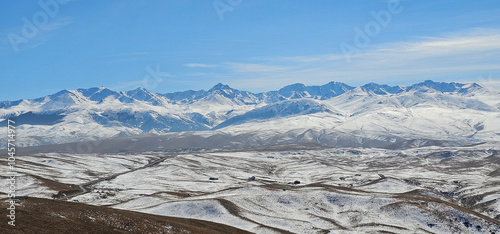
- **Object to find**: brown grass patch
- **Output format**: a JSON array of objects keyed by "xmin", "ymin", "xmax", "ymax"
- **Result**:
[{"xmin": 1, "ymin": 197, "xmax": 251, "ymax": 234}]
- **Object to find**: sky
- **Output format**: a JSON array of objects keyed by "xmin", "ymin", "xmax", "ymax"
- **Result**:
[{"xmin": 1, "ymin": 0, "xmax": 500, "ymax": 101}]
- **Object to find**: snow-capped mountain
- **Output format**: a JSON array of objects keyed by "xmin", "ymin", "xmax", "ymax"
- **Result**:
[
  {"xmin": 1, "ymin": 80, "xmax": 499, "ymax": 148},
  {"xmin": 214, "ymin": 99, "xmax": 339, "ymax": 130}
]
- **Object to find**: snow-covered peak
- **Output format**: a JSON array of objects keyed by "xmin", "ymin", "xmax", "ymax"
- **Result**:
[
  {"xmin": 276, "ymin": 83, "xmax": 308, "ymax": 98},
  {"xmin": 126, "ymin": 87, "xmax": 164, "ymax": 105},
  {"xmin": 272, "ymin": 82, "xmax": 354, "ymax": 100},
  {"xmin": 279, "ymin": 83, "xmax": 307, "ymax": 92},
  {"xmin": 321, "ymin": 81, "xmax": 354, "ymax": 94},
  {"xmin": 126, "ymin": 87, "xmax": 151, "ymax": 97},
  {"xmin": 209, "ymin": 83, "xmax": 233, "ymax": 92},
  {"xmin": 204, "ymin": 83, "xmax": 259, "ymax": 105},
  {"xmin": 214, "ymin": 99, "xmax": 336, "ymax": 129},
  {"xmin": 406, "ymin": 80, "xmax": 483, "ymax": 94},
  {"xmin": 361, "ymin": 83, "xmax": 403, "ymax": 95},
  {"xmin": 41, "ymin": 89, "xmax": 88, "ymax": 110},
  {"xmin": 78, "ymin": 87, "xmax": 121, "ymax": 101}
]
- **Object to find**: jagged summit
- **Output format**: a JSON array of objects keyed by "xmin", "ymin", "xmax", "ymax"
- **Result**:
[
  {"xmin": 407, "ymin": 80, "xmax": 483, "ymax": 93},
  {"xmin": 78, "ymin": 87, "xmax": 121, "ymax": 101},
  {"xmin": 0, "ymin": 80, "xmax": 484, "ymax": 104},
  {"xmin": 361, "ymin": 83, "xmax": 403, "ymax": 95},
  {"xmin": 209, "ymin": 83, "xmax": 233, "ymax": 92}
]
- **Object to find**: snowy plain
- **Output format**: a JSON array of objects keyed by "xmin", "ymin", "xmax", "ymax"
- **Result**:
[{"xmin": 2, "ymin": 144, "xmax": 500, "ymax": 233}]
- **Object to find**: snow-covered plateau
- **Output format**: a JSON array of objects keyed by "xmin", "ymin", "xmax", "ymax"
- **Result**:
[{"xmin": 2, "ymin": 144, "xmax": 499, "ymax": 233}]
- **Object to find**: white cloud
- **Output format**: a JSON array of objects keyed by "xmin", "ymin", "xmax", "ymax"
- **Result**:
[
  {"xmin": 184, "ymin": 63, "xmax": 217, "ymax": 68},
  {"xmin": 475, "ymin": 74, "xmax": 500, "ymax": 92},
  {"xmin": 258, "ymin": 54, "xmax": 345, "ymax": 63},
  {"xmin": 358, "ymin": 28, "xmax": 500, "ymax": 64},
  {"xmin": 178, "ymin": 28, "xmax": 500, "ymax": 91}
]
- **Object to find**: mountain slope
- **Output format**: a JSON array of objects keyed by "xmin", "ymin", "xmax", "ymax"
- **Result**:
[
  {"xmin": 1, "ymin": 197, "xmax": 251, "ymax": 234},
  {"xmin": 214, "ymin": 99, "xmax": 339, "ymax": 129}
]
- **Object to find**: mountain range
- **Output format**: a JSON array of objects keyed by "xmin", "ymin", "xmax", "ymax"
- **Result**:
[{"xmin": 1, "ymin": 80, "xmax": 499, "ymax": 149}]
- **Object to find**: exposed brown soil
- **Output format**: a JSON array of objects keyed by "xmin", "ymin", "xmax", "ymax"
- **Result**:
[
  {"xmin": 215, "ymin": 198, "xmax": 294, "ymax": 234},
  {"xmin": 1, "ymin": 197, "xmax": 252, "ymax": 234},
  {"xmin": 393, "ymin": 191, "xmax": 500, "ymax": 226},
  {"xmin": 310, "ymin": 214, "xmax": 348, "ymax": 230},
  {"xmin": 354, "ymin": 222, "xmax": 409, "ymax": 230},
  {"xmin": 29, "ymin": 174, "xmax": 78, "ymax": 192}
]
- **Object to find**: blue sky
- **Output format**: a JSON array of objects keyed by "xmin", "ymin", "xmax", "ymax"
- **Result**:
[{"xmin": 1, "ymin": 0, "xmax": 500, "ymax": 101}]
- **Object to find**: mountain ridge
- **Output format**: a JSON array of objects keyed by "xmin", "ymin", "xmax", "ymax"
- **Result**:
[
  {"xmin": 1, "ymin": 80, "xmax": 499, "ymax": 148},
  {"xmin": 0, "ymin": 80, "xmax": 486, "ymax": 104}
]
